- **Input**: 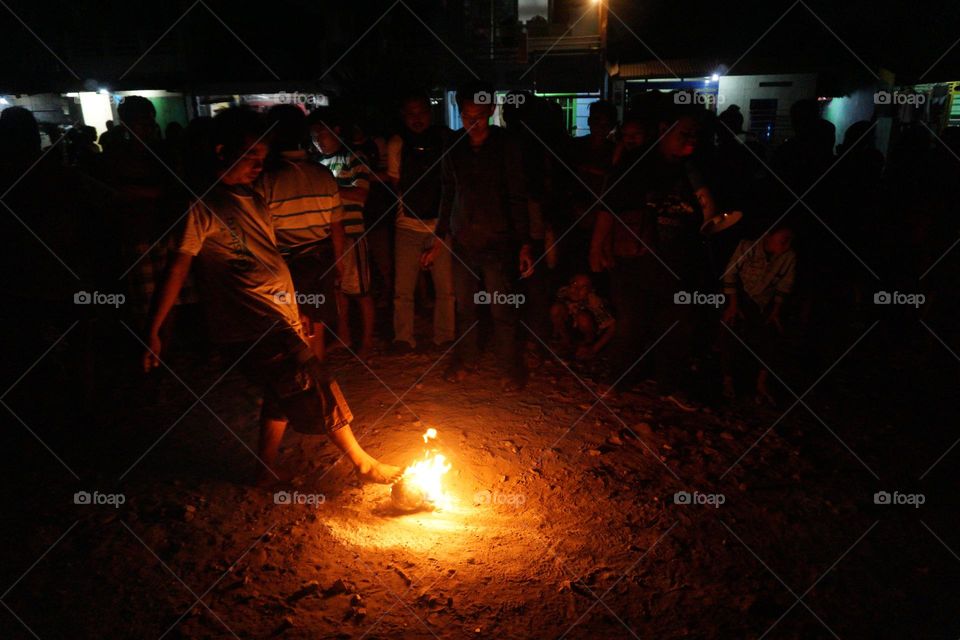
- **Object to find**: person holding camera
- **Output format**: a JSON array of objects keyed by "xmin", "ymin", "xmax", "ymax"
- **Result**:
[{"xmin": 590, "ymin": 102, "xmax": 717, "ymax": 409}]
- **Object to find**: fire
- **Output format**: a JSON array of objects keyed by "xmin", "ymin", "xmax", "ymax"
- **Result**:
[{"xmin": 392, "ymin": 428, "xmax": 453, "ymax": 512}]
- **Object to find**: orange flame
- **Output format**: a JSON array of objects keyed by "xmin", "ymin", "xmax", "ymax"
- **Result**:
[{"xmin": 401, "ymin": 428, "xmax": 452, "ymax": 510}]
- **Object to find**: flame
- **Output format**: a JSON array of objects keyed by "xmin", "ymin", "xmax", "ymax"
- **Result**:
[{"xmin": 400, "ymin": 428, "xmax": 452, "ymax": 510}]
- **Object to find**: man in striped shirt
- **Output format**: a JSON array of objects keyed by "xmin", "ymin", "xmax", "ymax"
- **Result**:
[
  {"xmin": 260, "ymin": 105, "xmax": 343, "ymax": 360},
  {"xmin": 308, "ymin": 109, "xmax": 376, "ymax": 358}
]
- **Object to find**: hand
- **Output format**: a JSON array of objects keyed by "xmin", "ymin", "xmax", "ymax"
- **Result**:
[
  {"xmin": 721, "ymin": 303, "xmax": 743, "ymax": 325},
  {"xmin": 300, "ymin": 314, "xmax": 314, "ymax": 338},
  {"xmin": 518, "ymin": 244, "xmax": 534, "ymax": 278},
  {"xmin": 420, "ymin": 241, "xmax": 442, "ymax": 269},
  {"xmin": 589, "ymin": 248, "xmax": 612, "ymax": 272},
  {"xmin": 544, "ymin": 227, "xmax": 558, "ymax": 269},
  {"xmin": 142, "ymin": 332, "xmax": 162, "ymax": 373}
]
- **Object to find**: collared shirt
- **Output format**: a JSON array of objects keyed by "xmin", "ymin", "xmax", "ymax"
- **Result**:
[{"xmin": 435, "ymin": 126, "xmax": 528, "ymax": 250}]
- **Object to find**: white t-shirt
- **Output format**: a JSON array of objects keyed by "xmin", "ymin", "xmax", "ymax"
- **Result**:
[
  {"xmin": 386, "ymin": 134, "xmax": 437, "ymax": 234},
  {"xmin": 176, "ymin": 185, "xmax": 302, "ymax": 343}
]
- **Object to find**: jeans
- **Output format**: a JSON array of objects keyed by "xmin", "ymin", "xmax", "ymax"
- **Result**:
[
  {"xmin": 393, "ymin": 226, "xmax": 455, "ymax": 347},
  {"xmin": 451, "ymin": 242, "xmax": 521, "ymax": 374}
]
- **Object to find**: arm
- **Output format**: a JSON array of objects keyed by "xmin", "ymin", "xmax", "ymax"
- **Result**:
[
  {"xmin": 331, "ymin": 220, "xmax": 346, "ymax": 276},
  {"xmin": 766, "ymin": 251, "xmax": 797, "ymax": 332},
  {"xmin": 434, "ymin": 148, "xmax": 455, "ymax": 242},
  {"xmin": 386, "ymin": 135, "xmax": 402, "ymax": 190},
  {"xmin": 695, "ymin": 185, "xmax": 717, "ymax": 221},
  {"xmin": 343, "ymin": 152, "xmax": 371, "ymax": 203},
  {"xmin": 589, "ymin": 321, "xmax": 616, "ymax": 356},
  {"xmin": 721, "ymin": 241, "xmax": 748, "ymax": 324},
  {"xmin": 590, "ymin": 210, "xmax": 615, "ymax": 272},
  {"xmin": 143, "ymin": 251, "xmax": 193, "ymax": 371},
  {"xmin": 504, "ymin": 140, "xmax": 533, "ymax": 276},
  {"xmin": 504, "ymin": 137, "xmax": 530, "ymax": 245}
]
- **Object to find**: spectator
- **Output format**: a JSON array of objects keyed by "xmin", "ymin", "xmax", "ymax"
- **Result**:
[
  {"xmin": 262, "ymin": 104, "xmax": 344, "ymax": 361},
  {"xmin": 308, "ymin": 108, "xmax": 377, "ymax": 359},
  {"xmin": 550, "ymin": 274, "xmax": 615, "ymax": 360},
  {"xmin": 102, "ymin": 96, "xmax": 185, "ymax": 329},
  {"xmin": 561, "ymin": 99, "xmax": 618, "ymax": 275},
  {"xmin": 387, "ymin": 91, "xmax": 455, "ymax": 352},
  {"xmin": 591, "ymin": 101, "xmax": 718, "ymax": 409},
  {"xmin": 720, "ymin": 226, "xmax": 797, "ymax": 404},
  {"xmin": 426, "ymin": 81, "xmax": 532, "ymax": 391}
]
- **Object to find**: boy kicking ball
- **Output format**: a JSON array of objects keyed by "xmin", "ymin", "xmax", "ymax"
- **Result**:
[{"xmin": 142, "ymin": 108, "xmax": 400, "ymax": 486}]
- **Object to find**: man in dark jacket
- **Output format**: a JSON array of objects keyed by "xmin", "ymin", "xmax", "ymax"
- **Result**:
[{"xmin": 423, "ymin": 81, "xmax": 532, "ymax": 390}]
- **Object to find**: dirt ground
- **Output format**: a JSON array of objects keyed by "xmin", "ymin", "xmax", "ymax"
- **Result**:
[{"xmin": 1, "ymin": 316, "xmax": 958, "ymax": 639}]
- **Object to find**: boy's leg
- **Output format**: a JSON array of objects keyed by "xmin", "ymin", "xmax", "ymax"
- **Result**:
[
  {"xmin": 450, "ymin": 246, "xmax": 481, "ymax": 374},
  {"xmin": 551, "ymin": 303, "xmax": 571, "ymax": 343},
  {"xmin": 482, "ymin": 251, "xmax": 524, "ymax": 387},
  {"xmin": 430, "ymin": 234, "xmax": 456, "ymax": 346},
  {"xmin": 335, "ymin": 289, "xmax": 352, "ymax": 349},
  {"xmin": 358, "ymin": 295, "xmax": 375, "ymax": 358},
  {"xmin": 328, "ymin": 424, "xmax": 401, "ymax": 483},
  {"xmin": 574, "ymin": 311, "xmax": 597, "ymax": 344},
  {"xmin": 392, "ymin": 227, "xmax": 421, "ymax": 348},
  {"xmin": 308, "ymin": 325, "xmax": 326, "ymax": 361},
  {"xmin": 256, "ymin": 398, "xmax": 290, "ymax": 486}
]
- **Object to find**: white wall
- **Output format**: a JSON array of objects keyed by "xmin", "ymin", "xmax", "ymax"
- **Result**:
[{"xmin": 717, "ymin": 73, "xmax": 818, "ymax": 144}]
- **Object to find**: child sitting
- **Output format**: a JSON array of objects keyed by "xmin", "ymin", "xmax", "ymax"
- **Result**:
[{"xmin": 551, "ymin": 274, "xmax": 616, "ymax": 360}]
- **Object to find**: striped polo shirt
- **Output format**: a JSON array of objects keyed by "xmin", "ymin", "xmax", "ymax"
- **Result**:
[
  {"xmin": 258, "ymin": 150, "xmax": 344, "ymax": 255},
  {"xmin": 316, "ymin": 149, "xmax": 369, "ymax": 237}
]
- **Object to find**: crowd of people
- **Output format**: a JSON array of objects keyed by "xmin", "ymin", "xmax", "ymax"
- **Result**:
[{"xmin": 0, "ymin": 80, "xmax": 953, "ymax": 481}]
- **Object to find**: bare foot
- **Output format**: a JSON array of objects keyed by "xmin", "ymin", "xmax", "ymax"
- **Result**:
[{"xmin": 357, "ymin": 460, "xmax": 403, "ymax": 484}]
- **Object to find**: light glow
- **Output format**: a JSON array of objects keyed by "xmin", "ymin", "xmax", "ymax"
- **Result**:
[{"xmin": 395, "ymin": 428, "xmax": 452, "ymax": 511}]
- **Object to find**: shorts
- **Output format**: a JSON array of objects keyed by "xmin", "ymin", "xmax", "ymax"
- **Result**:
[
  {"xmin": 287, "ymin": 242, "xmax": 337, "ymax": 327},
  {"xmin": 223, "ymin": 329, "xmax": 352, "ymax": 434},
  {"xmin": 338, "ymin": 236, "xmax": 372, "ymax": 297}
]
